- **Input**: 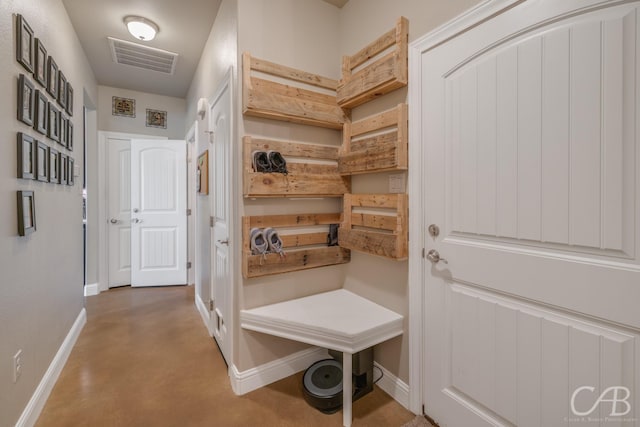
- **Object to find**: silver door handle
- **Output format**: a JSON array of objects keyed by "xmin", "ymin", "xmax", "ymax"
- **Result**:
[
  {"xmin": 217, "ymin": 239, "xmax": 229, "ymax": 245},
  {"xmin": 110, "ymin": 218, "xmax": 119, "ymax": 224},
  {"xmin": 427, "ymin": 249, "xmax": 448, "ymax": 264}
]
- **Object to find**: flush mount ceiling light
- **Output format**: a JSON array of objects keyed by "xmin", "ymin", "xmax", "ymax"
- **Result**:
[{"xmin": 124, "ymin": 16, "xmax": 159, "ymax": 41}]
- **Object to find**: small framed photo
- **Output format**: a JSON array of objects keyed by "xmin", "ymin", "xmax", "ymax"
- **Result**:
[
  {"xmin": 112, "ymin": 96, "xmax": 135, "ymax": 117},
  {"xmin": 18, "ymin": 74, "xmax": 35, "ymax": 126},
  {"xmin": 35, "ymin": 140, "xmax": 48, "ymax": 182},
  {"xmin": 67, "ymin": 157, "xmax": 75, "ymax": 186},
  {"xmin": 17, "ymin": 132, "xmax": 35, "ymax": 180},
  {"xmin": 34, "ymin": 38, "xmax": 47, "ymax": 87},
  {"xmin": 47, "ymin": 56, "xmax": 58, "ymax": 99},
  {"xmin": 59, "ymin": 153, "xmax": 68, "ymax": 185},
  {"xmin": 33, "ymin": 89, "xmax": 48, "ymax": 135},
  {"xmin": 48, "ymin": 147, "xmax": 60, "ymax": 183},
  {"xmin": 17, "ymin": 191, "xmax": 36, "ymax": 236},
  {"xmin": 57, "ymin": 71, "xmax": 67, "ymax": 109},
  {"xmin": 146, "ymin": 109, "xmax": 167, "ymax": 129},
  {"xmin": 67, "ymin": 120, "xmax": 74, "ymax": 151},
  {"xmin": 59, "ymin": 115, "xmax": 68, "ymax": 147},
  {"xmin": 48, "ymin": 102, "xmax": 60, "ymax": 142},
  {"xmin": 16, "ymin": 14, "xmax": 34, "ymax": 73},
  {"xmin": 66, "ymin": 83, "xmax": 74, "ymax": 116}
]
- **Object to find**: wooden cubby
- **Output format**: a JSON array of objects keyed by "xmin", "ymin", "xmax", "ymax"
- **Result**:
[
  {"xmin": 242, "ymin": 52, "xmax": 347, "ymax": 129},
  {"xmin": 339, "ymin": 193, "xmax": 408, "ymax": 260},
  {"xmin": 339, "ymin": 103, "xmax": 408, "ymax": 175},
  {"xmin": 242, "ymin": 213, "xmax": 351, "ymax": 278},
  {"xmin": 243, "ymin": 136, "xmax": 350, "ymax": 198},
  {"xmin": 337, "ymin": 17, "xmax": 408, "ymax": 109}
]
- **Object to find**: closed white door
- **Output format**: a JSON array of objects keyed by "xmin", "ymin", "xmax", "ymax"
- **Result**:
[
  {"xmin": 107, "ymin": 137, "xmax": 131, "ymax": 287},
  {"xmin": 131, "ymin": 139, "xmax": 187, "ymax": 287},
  {"xmin": 417, "ymin": 1, "xmax": 640, "ymax": 426},
  {"xmin": 210, "ymin": 79, "xmax": 231, "ymax": 362}
]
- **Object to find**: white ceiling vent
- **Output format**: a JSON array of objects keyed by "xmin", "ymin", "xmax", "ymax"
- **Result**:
[{"xmin": 108, "ymin": 37, "xmax": 178, "ymax": 75}]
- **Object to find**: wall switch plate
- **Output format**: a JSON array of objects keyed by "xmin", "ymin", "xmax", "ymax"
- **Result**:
[
  {"xmin": 389, "ymin": 174, "xmax": 405, "ymax": 193},
  {"xmin": 13, "ymin": 350, "xmax": 22, "ymax": 383}
]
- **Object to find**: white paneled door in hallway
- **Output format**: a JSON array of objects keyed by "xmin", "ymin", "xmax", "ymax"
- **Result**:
[
  {"xmin": 131, "ymin": 139, "xmax": 187, "ymax": 287},
  {"xmin": 412, "ymin": 0, "xmax": 640, "ymax": 426}
]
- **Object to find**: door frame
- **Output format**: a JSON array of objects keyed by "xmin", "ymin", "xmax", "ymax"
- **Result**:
[
  {"xmin": 186, "ymin": 121, "xmax": 198, "ymax": 289},
  {"xmin": 407, "ymin": 0, "xmax": 525, "ymax": 415},
  {"xmin": 97, "ymin": 131, "xmax": 167, "ymax": 292}
]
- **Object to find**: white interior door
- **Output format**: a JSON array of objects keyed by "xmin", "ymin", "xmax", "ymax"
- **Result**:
[
  {"xmin": 210, "ymin": 79, "xmax": 231, "ymax": 363},
  {"xmin": 131, "ymin": 139, "xmax": 187, "ymax": 287},
  {"xmin": 417, "ymin": 1, "xmax": 640, "ymax": 426},
  {"xmin": 107, "ymin": 137, "xmax": 131, "ymax": 287}
]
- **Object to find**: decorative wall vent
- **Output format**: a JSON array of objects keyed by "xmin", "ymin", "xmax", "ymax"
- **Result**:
[{"xmin": 108, "ymin": 37, "xmax": 178, "ymax": 75}]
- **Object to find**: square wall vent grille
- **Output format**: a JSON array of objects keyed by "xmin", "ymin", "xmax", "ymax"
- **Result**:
[{"xmin": 108, "ymin": 37, "xmax": 178, "ymax": 75}]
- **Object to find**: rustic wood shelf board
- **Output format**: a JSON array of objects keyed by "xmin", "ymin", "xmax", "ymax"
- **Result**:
[
  {"xmin": 243, "ymin": 136, "xmax": 350, "ymax": 197},
  {"xmin": 243, "ymin": 52, "xmax": 346, "ymax": 129},
  {"xmin": 339, "ymin": 193, "xmax": 408, "ymax": 260},
  {"xmin": 242, "ymin": 213, "xmax": 350, "ymax": 278},
  {"xmin": 337, "ymin": 17, "xmax": 408, "ymax": 109},
  {"xmin": 340, "ymin": 103, "xmax": 408, "ymax": 175}
]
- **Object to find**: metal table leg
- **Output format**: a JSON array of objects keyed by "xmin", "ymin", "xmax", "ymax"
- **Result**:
[{"xmin": 343, "ymin": 351, "xmax": 352, "ymax": 427}]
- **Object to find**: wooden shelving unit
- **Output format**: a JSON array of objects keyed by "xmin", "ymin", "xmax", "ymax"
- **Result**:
[
  {"xmin": 339, "ymin": 194, "xmax": 408, "ymax": 260},
  {"xmin": 339, "ymin": 103, "xmax": 408, "ymax": 175},
  {"xmin": 242, "ymin": 52, "xmax": 347, "ymax": 129},
  {"xmin": 242, "ymin": 213, "xmax": 351, "ymax": 278},
  {"xmin": 337, "ymin": 17, "xmax": 408, "ymax": 109},
  {"xmin": 243, "ymin": 136, "xmax": 350, "ymax": 198}
]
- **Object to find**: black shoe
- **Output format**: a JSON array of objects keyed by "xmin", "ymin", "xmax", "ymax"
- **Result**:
[
  {"xmin": 327, "ymin": 224, "xmax": 339, "ymax": 246},
  {"xmin": 268, "ymin": 151, "xmax": 287, "ymax": 174},
  {"xmin": 252, "ymin": 151, "xmax": 271, "ymax": 173}
]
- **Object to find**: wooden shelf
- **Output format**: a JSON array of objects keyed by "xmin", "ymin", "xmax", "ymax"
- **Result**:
[
  {"xmin": 337, "ymin": 17, "xmax": 408, "ymax": 109},
  {"xmin": 339, "ymin": 194, "xmax": 408, "ymax": 260},
  {"xmin": 242, "ymin": 213, "xmax": 351, "ymax": 278},
  {"xmin": 242, "ymin": 52, "xmax": 347, "ymax": 129},
  {"xmin": 243, "ymin": 136, "xmax": 350, "ymax": 198},
  {"xmin": 339, "ymin": 103, "xmax": 408, "ymax": 175}
]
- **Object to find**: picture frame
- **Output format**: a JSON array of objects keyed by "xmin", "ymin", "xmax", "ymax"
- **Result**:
[
  {"xmin": 59, "ymin": 115, "xmax": 68, "ymax": 148},
  {"xmin": 48, "ymin": 147, "xmax": 60, "ymax": 183},
  {"xmin": 47, "ymin": 102, "xmax": 60, "ymax": 142},
  {"xmin": 197, "ymin": 151, "xmax": 209, "ymax": 195},
  {"xmin": 112, "ymin": 96, "xmax": 135, "ymax": 117},
  {"xmin": 16, "ymin": 14, "xmax": 34, "ymax": 73},
  {"xmin": 35, "ymin": 140, "xmax": 48, "ymax": 182},
  {"xmin": 66, "ymin": 83, "xmax": 74, "ymax": 116},
  {"xmin": 57, "ymin": 71, "xmax": 67, "ymax": 109},
  {"xmin": 34, "ymin": 38, "xmax": 47, "ymax": 87},
  {"xmin": 59, "ymin": 153, "xmax": 68, "ymax": 185},
  {"xmin": 17, "ymin": 191, "xmax": 36, "ymax": 236},
  {"xmin": 33, "ymin": 89, "xmax": 48, "ymax": 135},
  {"xmin": 46, "ymin": 56, "xmax": 58, "ymax": 99},
  {"xmin": 67, "ymin": 157, "xmax": 75, "ymax": 186},
  {"xmin": 146, "ymin": 109, "xmax": 167, "ymax": 129},
  {"xmin": 17, "ymin": 132, "xmax": 35, "ymax": 180},
  {"xmin": 17, "ymin": 74, "xmax": 35, "ymax": 126},
  {"xmin": 67, "ymin": 120, "xmax": 74, "ymax": 151}
]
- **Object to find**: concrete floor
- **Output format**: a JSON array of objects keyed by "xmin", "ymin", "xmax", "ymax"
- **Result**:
[{"xmin": 36, "ymin": 285, "xmax": 415, "ymax": 427}]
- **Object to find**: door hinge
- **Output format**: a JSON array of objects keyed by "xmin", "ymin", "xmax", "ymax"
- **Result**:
[
  {"xmin": 187, "ymin": 262, "xmax": 192, "ymax": 269},
  {"xmin": 422, "ymin": 248, "xmax": 425, "ymax": 258},
  {"xmin": 422, "ymin": 404, "xmax": 425, "ymax": 415},
  {"xmin": 187, "ymin": 208, "xmax": 192, "ymax": 216},
  {"xmin": 209, "ymin": 299, "xmax": 214, "ymax": 311},
  {"xmin": 210, "ymin": 216, "xmax": 214, "ymax": 227}
]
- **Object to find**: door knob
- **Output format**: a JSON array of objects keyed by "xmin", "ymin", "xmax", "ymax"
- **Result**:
[
  {"xmin": 133, "ymin": 208, "xmax": 139, "ymax": 213},
  {"xmin": 217, "ymin": 239, "xmax": 229, "ymax": 245},
  {"xmin": 132, "ymin": 218, "xmax": 143, "ymax": 224},
  {"xmin": 110, "ymin": 218, "xmax": 119, "ymax": 224},
  {"xmin": 426, "ymin": 249, "xmax": 448, "ymax": 264}
]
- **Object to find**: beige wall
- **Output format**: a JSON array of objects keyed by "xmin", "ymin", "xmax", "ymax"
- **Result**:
[{"xmin": 0, "ymin": 0, "xmax": 98, "ymax": 425}]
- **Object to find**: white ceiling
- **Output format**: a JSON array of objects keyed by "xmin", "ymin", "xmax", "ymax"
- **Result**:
[{"xmin": 62, "ymin": 0, "xmax": 347, "ymax": 99}]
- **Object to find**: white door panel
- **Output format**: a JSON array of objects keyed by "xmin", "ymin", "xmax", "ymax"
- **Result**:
[
  {"xmin": 107, "ymin": 138, "xmax": 131, "ymax": 287},
  {"xmin": 419, "ymin": 1, "xmax": 640, "ymax": 426}
]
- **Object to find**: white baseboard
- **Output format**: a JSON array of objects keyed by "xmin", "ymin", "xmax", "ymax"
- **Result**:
[
  {"xmin": 16, "ymin": 308, "xmax": 87, "ymax": 427},
  {"xmin": 84, "ymin": 283, "xmax": 99, "ymax": 297},
  {"xmin": 374, "ymin": 361, "xmax": 410, "ymax": 410},
  {"xmin": 195, "ymin": 293, "xmax": 213, "ymax": 336},
  {"xmin": 230, "ymin": 347, "xmax": 329, "ymax": 396}
]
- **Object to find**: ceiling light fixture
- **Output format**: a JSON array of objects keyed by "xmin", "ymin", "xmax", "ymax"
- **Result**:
[{"xmin": 124, "ymin": 16, "xmax": 159, "ymax": 41}]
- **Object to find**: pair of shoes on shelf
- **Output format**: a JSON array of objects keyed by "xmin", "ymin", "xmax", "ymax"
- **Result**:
[
  {"xmin": 250, "ymin": 227, "xmax": 286, "ymax": 257},
  {"xmin": 252, "ymin": 151, "xmax": 288, "ymax": 174}
]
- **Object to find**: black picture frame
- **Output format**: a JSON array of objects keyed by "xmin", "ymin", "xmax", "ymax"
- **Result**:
[
  {"xmin": 66, "ymin": 83, "xmax": 74, "ymax": 116},
  {"xmin": 16, "ymin": 14, "xmax": 34, "ymax": 73},
  {"xmin": 47, "ymin": 102, "xmax": 60, "ymax": 142},
  {"xmin": 57, "ymin": 71, "xmax": 67, "ymax": 109},
  {"xmin": 46, "ymin": 56, "xmax": 58, "ymax": 99},
  {"xmin": 18, "ymin": 74, "xmax": 35, "ymax": 126},
  {"xmin": 48, "ymin": 147, "xmax": 60, "ymax": 183},
  {"xmin": 33, "ymin": 89, "xmax": 48, "ymax": 135},
  {"xmin": 59, "ymin": 153, "xmax": 68, "ymax": 185},
  {"xmin": 34, "ymin": 38, "xmax": 47, "ymax": 87},
  {"xmin": 60, "ymin": 115, "xmax": 68, "ymax": 148},
  {"xmin": 67, "ymin": 120, "xmax": 74, "ymax": 151},
  {"xmin": 17, "ymin": 132, "xmax": 35, "ymax": 180},
  {"xmin": 17, "ymin": 191, "xmax": 36, "ymax": 236},
  {"xmin": 35, "ymin": 140, "xmax": 48, "ymax": 182},
  {"xmin": 68, "ymin": 157, "xmax": 75, "ymax": 186}
]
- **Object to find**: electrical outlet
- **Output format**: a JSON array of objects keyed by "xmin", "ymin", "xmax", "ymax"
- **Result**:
[{"xmin": 13, "ymin": 350, "xmax": 22, "ymax": 383}]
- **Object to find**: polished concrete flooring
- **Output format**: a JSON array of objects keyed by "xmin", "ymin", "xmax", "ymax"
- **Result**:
[{"xmin": 36, "ymin": 285, "xmax": 415, "ymax": 427}]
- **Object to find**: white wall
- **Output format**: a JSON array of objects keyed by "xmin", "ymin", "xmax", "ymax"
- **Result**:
[{"xmin": 0, "ymin": 0, "xmax": 98, "ymax": 425}]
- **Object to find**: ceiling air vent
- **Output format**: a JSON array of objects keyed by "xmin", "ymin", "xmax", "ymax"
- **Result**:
[{"xmin": 108, "ymin": 37, "xmax": 178, "ymax": 75}]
